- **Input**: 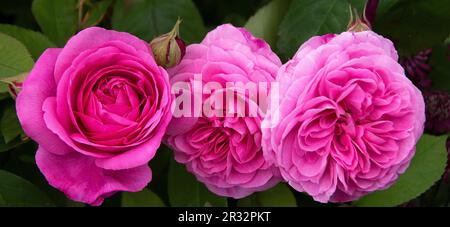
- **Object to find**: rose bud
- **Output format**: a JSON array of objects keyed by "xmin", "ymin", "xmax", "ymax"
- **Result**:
[
  {"xmin": 150, "ymin": 19, "xmax": 186, "ymax": 69},
  {"xmin": 0, "ymin": 73, "xmax": 27, "ymax": 100},
  {"xmin": 347, "ymin": 7, "xmax": 371, "ymax": 32}
]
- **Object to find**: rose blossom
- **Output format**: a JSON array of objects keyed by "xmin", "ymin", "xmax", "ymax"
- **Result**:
[
  {"xmin": 165, "ymin": 24, "xmax": 282, "ymax": 198},
  {"xmin": 262, "ymin": 31, "xmax": 425, "ymax": 202},
  {"xmin": 16, "ymin": 27, "xmax": 172, "ymax": 205}
]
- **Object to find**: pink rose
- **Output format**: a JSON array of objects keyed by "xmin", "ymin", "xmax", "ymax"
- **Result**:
[
  {"xmin": 16, "ymin": 27, "xmax": 173, "ymax": 205},
  {"xmin": 165, "ymin": 24, "xmax": 282, "ymax": 198},
  {"xmin": 262, "ymin": 31, "xmax": 425, "ymax": 202}
]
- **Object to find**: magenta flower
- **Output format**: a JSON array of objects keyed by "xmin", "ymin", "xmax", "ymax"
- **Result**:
[
  {"xmin": 16, "ymin": 27, "xmax": 173, "ymax": 205},
  {"xmin": 262, "ymin": 31, "xmax": 425, "ymax": 203},
  {"xmin": 165, "ymin": 24, "xmax": 282, "ymax": 198}
]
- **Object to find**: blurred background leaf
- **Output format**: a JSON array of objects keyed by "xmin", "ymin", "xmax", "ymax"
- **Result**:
[
  {"xmin": 0, "ymin": 24, "xmax": 55, "ymax": 60},
  {"xmin": 194, "ymin": 0, "xmax": 265, "ymax": 29},
  {"xmin": 0, "ymin": 169, "xmax": 54, "ymax": 206},
  {"xmin": 0, "ymin": 0, "xmax": 39, "ymax": 30},
  {"xmin": 147, "ymin": 145, "xmax": 171, "ymax": 204},
  {"xmin": 428, "ymin": 44, "xmax": 450, "ymax": 92},
  {"xmin": 277, "ymin": 0, "xmax": 364, "ymax": 60},
  {"xmin": 245, "ymin": 0, "xmax": 291, "ymax": 48},
  {"xmin": 80, "ymin": 0, "xmax": 113, "ymax": 29},
  {"xmin": 122, "ymin": 189, "xmax": 166, "ymax": 207},
  {"xmin": 373, "ymin": 0, "xmax": 450, "ymax": 56},
  {"xmin": 168, "ymin": 158, "xmax": 227, "ymax": 207},
  {"xmin": 0, "ymin": 137, "xmax": 25, "ymax": 153},
  {"xmin": 32, "ymin": 0, "xmax": 78, "ymax": 47},
  {"xmin": 0, "ymin": 104, "xmax": 23, "ymax": 144},
  {"xmin": 112, "ymin": 0, "xmax": 206, "ymax": 44},
  {"xmin": 0, "ymin": 33, "xmax": 34, "ymax": 78},
  {"xmin": 238, "ymin": 183, "xmax": 297, "ymax": 207}
]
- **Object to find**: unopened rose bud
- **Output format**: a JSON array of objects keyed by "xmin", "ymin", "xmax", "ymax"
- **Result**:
[
  {"xmin": 150, "ymin": 19, "xmax": 186, "ymax": 69},
  {"xmin": 347, "ymin": 6, "xmax": 371, "ymax": 32},
  {"xmin": 0, "ymin": 73, "xmax": 27, "ymax": 100}
]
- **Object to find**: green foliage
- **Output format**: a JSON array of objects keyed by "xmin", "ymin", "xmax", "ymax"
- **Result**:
[
  {"xmin": 238, "ymin": 183, "xmax": 297, "ymax": 207},
  {"xmin": 122, "ymin": 189, "xmax": 166, "ymax": 207},
  {"xmin": 244, "ymin": 0, "xmax": 291, "ymax": 48},
  {"xmin": 277, "ymin": 0, "xmax": 356, "ymax": 59},
  {"xmin": 32, "ymin": 0, "xmax": 78, "ymax": 47},
  {"xmin": 80, "ymin": 0, "xmax": 113, "ymax": 28},
  {"xmin": 0, "ymin": 170, "xmax": 54, "ymax": 207},
  {"xmin": 168, "ymin": 158, "xmax": 227, "ymax": 207},
  {"xmin": 0, "ymin": 136, "xmax": 25, "ymax": 153},
  {"xmin": 0, "ymin": 101, "xmax": 25, "ymax": 152},
  {"xmin": 112, "ymin": 0, "xmax": 206, "ymax": 44},
  {"xmin": 0, "ymin": 83, "xmax": 8, "ymax": 94},
  {"xmin": 0, "ymin": 104, "xmax": 23, "ymax": 144},
  {"xmin": 0, "ymin": 24, "xmax": 56, "ymax": 60},
  {"xmin": 374, "ymin": 0, "xmax": 450, "ymax": 56},
  {"xmin": 353, "ymin": 135, "xmax": 448, "ymax": 207},
  {"xmin": 0, "ymin": 33, "xmax": 34, "ymax": 78},
  {"xmin": 428, "ymin": 44, "xmax": 450, "ymax": 92},
  {"xmin": 0, "ymin": 92, "xmax": 9, "ymax": 100},
  {"xmin": 376, "ymin": 0, "xmax": 399, "ymax": 16}
]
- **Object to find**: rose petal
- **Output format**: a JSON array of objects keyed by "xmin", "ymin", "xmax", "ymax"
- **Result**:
[{"xmin": 36, "ymin": 146, "xmax": 151, "ymax": 206}]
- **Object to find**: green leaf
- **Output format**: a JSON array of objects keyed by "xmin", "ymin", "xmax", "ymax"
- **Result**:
[
  {"xmin": 32, "ymin": 0, "xmax": 78, "ymax": 47},
  {"xmin": 1, "ymin": 104, "xmax": 22, "ymax": 144},
  {"xmin": 112, "ymin": 0, "xmax": 206, "ymax": 44},
  {"xmin": 376, "ymin": 0, "xmax": 399, "ymax": 16},
  {"xmin": 0, "ymin": 83, "xmax": 8, "ymax": 94},
  {"xmin": 353, "ymin": 134, "xmax": 448, "ymax": 207},
  {"xmin": 237, "ymin": 194, "xmax": 259, "ymax": 207},
  {"xmin": 0, "ymin": 24, "xmax": 56, "ymax": 60},
  {"xmin": 0, "ymin": 170, "xmax": 54, "ymax": 207},
  {"xmin": 277, "ymin": 0, "xmax": 353, "ymax": 59},
  {"xmin": 81, "ymin": 0, "xmax": 113, "ymax": 28},
  {"xmin": 0, "ymin": 33, "xmax": 34, "ymax": 78},
  {"xmin": 238, "ymin": 183, "xmax": 297, "ymax": 207},
  {"xmin": 346, "ymin": 0, "xmax": 366, "ymax": 12},
  {"xmin": 374, "ymin": 0, "xmax": 450, "ymax": 56},
  {"xmin": 428, "ymin": 44, "xmax": 450, "ymax": 92},
  {"xmin": 244, "ymin": 0, "xmax": 291, "ymax": 48},
  {"xmin": 168, "ymin": 158, "xmax": 227, "ymax": 207},
  {"xmin": 122, "ymin": 189, "xmax": 166, "ymax": 207},
  {"xmin": 0, "ymin": 136, "xmax": 25, "ymax": 153},
  {"xmin": 147, "ymin": 146, "xmax": 171, "ymax": 203},
  {"xmin": 257, "ymin": 183, "xmax": 297, "ymax": 207}
]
